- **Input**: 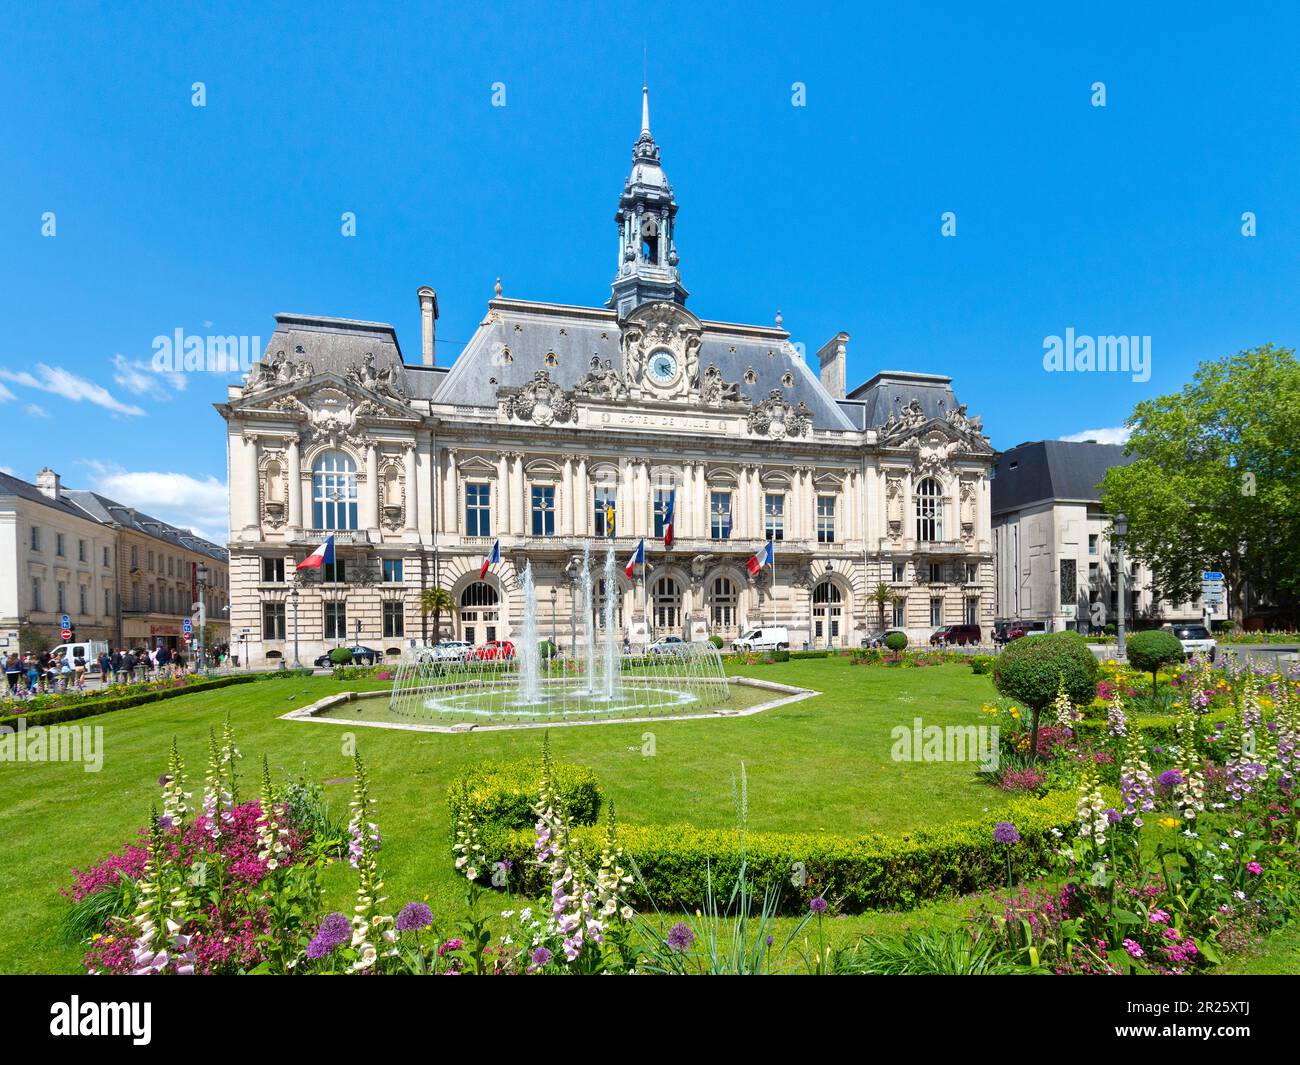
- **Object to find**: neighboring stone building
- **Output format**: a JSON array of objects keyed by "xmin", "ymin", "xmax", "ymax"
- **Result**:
[
  {"xmin": 990, "ymin": 440, "xmax": 1202, "ymax": 631},
  {"xmin": 0, "ymin": 467, "xmax": 228, "ymax": 655},
  {"xmin": 217, "ymin": 89, "xmax": 997, "ymax": 665}
]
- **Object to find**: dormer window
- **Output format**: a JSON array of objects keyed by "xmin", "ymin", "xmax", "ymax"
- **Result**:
[{"xmin": 545, "ymin": 352, "xmax": 558, "ymax": 368}]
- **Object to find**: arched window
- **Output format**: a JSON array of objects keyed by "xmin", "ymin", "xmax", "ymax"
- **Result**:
[
  {"xmin": 709, "ymin": 576, "xmax": 737, "ymax": 630},
  {"xmin": 915, "ymin": 477, "xmax": 943, "ymax": 542},
  {"xmin": 312, "ymin": 452, "xmax": 358, "ymax": 530},
  {"xmin": 653, "ymin": 576, "xmax": 681, "ymax": 632},
  {"xmin": 593, "ymin": 578, "xmax": 624, "ymax": 631},
  {"xmin": 812, "ymin": 579, "xmax": 844, "ymax": 647},
  {"xmin": 460, "ymin": 581, "xmax": 499, "ymax": 645}
]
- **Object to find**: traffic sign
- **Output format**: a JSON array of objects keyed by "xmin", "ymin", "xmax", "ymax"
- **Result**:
[
  {"xmin": 182, "ymin": 619, "xmax": 193, "ymax": 633},
  {"xmin": 60, "ymin": 614, "xmax": 70, "ymax": 629},
  {"xmin": 60, "ymin": 628, "xmax": 72, "ymax": 640},
  {"xmin": 1202, "ymin": 571, "xmax": 1224, "ymax": 582}
]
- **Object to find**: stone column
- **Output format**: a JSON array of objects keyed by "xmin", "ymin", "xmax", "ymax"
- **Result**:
[
  {"xmin": 497, "ymin": 454, "xmax": 510, "ymax": 535},
  {"xmin": 576, "ymin": 458, "xmax": 588, "ymax": 537},
  {"xmin": 365, "ymin": 444, "xmax": 380, "ymax": 530},
  {"xmin": 403, "ymin": 445, "xmax": 418, "ymax": 532},
  {"xmin": 561, "ymin": 457, "xmax": 574, "ymax": 536},
  {"xmin": 286, "ymin": 434, "xmax": 302, "ymax": 530},
  {"xmin": 238, "ymin": 432, "xmax": 259, "ymax": 533},
  {"xmin": 443, "ymin": 449, "xmax": 458, "ymax": 532},
  {"xmin": 619, "ymin": 458, "xmax": 632, "ymax": 537}
]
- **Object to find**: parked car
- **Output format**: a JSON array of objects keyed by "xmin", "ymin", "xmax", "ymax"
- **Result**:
[
  {"xmin": 472, "ymin": 640, "xmax": 515, "ymax": 661},
  {"xmin": 863, "ymin": 629, "xmax": 907, "ymax": 648},
  {"xmin": 731, "ymin": 626, "xmax": 789, "ymax": 652},
  {"xmin": 1169, "ymin": 624, "xmax": 1217, "ymax": 662},
  {"xmin": 646, "ymin": 635, "xmax": 689, "ymax": 656},
  {"xmin": 430, "ymin": 640, "xmax": 472, "ymax": 662},
  {"xmin": 930, "ymin": 624, "xmax": 982, "ymax": 646},
  {"xmin": 1000, "ymin": 620, "xmax": 1047, "ymax": 644},
  {"xmin": 314, "ymin": 644, "xmax": 381, "ymax": 667}
]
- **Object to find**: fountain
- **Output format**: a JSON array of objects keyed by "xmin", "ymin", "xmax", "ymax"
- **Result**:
[{"xmin": 386, "ymin": 543, "xmax": 731, "ymax": 726}]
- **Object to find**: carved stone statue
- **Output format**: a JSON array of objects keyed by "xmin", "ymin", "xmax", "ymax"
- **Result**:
[
  {"xmin": 747, "ymin": 389, "xmax": 811, "ymax": 439},
  {"xmin": 700, "ymin": 364, "xmax": 742, "ymax": 405},
  {"xmin": 504, "ymin": 370, "xmax": 577, "ymax": 426},
  {"xmin": 574, "ymin": 355, "xmax": 628, "ymax": 402}
]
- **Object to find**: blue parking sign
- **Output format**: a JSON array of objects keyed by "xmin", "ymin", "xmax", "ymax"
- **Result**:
[{"xmin": 182, "ymin": 619, "xmax": 193, "ymax": 633}]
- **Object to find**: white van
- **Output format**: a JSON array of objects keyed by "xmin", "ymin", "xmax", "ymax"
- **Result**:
[
  {"xmin": 732, "ymin": 627, "xmax": 789, "ymax": 652},
  {"xmin": 50, "ymin": 639, "xmax": 109, "ymax": 663}
]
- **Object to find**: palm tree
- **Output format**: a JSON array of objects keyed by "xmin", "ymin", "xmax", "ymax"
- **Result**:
[
  {"xmin": 419, "ymin": 587, "xmax": 458, "ymax": 644},
  {"xmin": 868, "ymin": 582, "xmax": 896, "ymax": 635}
]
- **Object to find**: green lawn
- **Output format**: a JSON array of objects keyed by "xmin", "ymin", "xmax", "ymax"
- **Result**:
[{"xmin": 2, "ymin": 658, "xmax": 1293, "ymax": 973}]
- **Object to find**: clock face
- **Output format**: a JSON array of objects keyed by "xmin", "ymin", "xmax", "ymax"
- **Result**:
[{"xmin": 647, "ymin": 349, "xmax": 678, "ymax": 384}]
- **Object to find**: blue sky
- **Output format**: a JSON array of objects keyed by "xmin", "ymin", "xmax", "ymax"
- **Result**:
[{"xmin": 2, "ymin": 2, "xmax": 1297, "ymax": 541}]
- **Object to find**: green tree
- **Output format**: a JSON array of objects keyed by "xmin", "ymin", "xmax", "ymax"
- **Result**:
[
  {"xmin": 993, "ymin": 631, "xmax": 1098, "ymax": 763},
  {"xmin": 868, "ymin": 582, "xmax": 897, "ymax": 634},
  {"xmin": 420, "ymin": 586, "xmax": 458, "ymax": 644},
  {"xmin": 1125, "ymin": 629, "xmax": 1184, "ymax": 697},
  {"xmin": 18, "ymin": 623, "xmax": 52, "ymax": 655},
  {"xmin": 1100, "ymin": 346, "xmax": 1300, "ymax": 625}
]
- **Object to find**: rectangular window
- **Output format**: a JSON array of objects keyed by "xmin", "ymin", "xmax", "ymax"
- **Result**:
[
  {"xmin": 965, "ymin": 562, "xmax": 978, "ymax": 583},
  {"xmin": 1088, "ymin": 533, "xmax": 1098, "ymax": 555},
  {"xmin": 323, "ymin": 601, "xmax": 347, "ymax": 640},
  {"xmin": 710, "ymin": 491, "xmax": 732, "ymax": 540},
  {"xmin": 322, "ymin": 559, "xmax": 347, "ymax": 584},
  {"xmin": 764, "ymin": 493, "xmax": 785, "ymax": 542},
  {"xmin": 147, "ymin": 550, "xmax": 154, "ymax": 572},
  {"xmin": 593, "ymin": 488, "xmax": 616, "ymax": 537},
  {"xmin": 31, "ymin": 578, "xmax": 42, "ymax": 611},
  {"xmin": 262, "ymin": 602, "xmax": 286, "ymax": 640},
  {"xmin": 56, "ymin": 533, "xmax": 66, "ymax": 557},
  {"xmin": 465, "ymin": 483, "xmax": 492, "ymax": 537},
  {"xmin": 531, "ymin": 485, "xmax": 556, "ymax": 537},
  {"xmin": 891, "ymin": 561, "xmax": 906, "ymax": 583},
  {"xmin": 1060, "ymin": 558, "xmax": 1077, "ymax": 607},
  {"xmin": 816, "ymin": 495, "xmax": 836, "ymax": 543},
  {"xmin": 965, "ymin": 596, "xmax": 978, "ymax": 625},
  {"xmin": 653, "ymin": 489, "xmax": 673, "ymax": 539},
  {"xmin": 104, "ymin": 587, "xmax": 112, "ymax": 617},
  {"xmin": 131, "ymin": 546, "xmax": 138, "ymax": 569},
  {"xmin": 382, "ymin": 558, "xmax": 404, "ymax": 582},
  {"xmin": 929, "ymin": 562, "xmax": 944, "ymax": 584},
  {"xmin": 78, "ymin": 539, "xmax": 87, "ymax": 563},
  {"xmin": 103, "ymin": 546, "xmax": 111, "ymax": 567},
  {"xmin": 57, "ymin": 582, "xmax": 67, "ymax": 613},
  {"xmin": 893, "ymin": 599, "xmax": 906, "ymax": 628},
  {"xmin": 30, "ymin": 526, "xmax": 40, "ymax": 551},
  {"xmin": 262, "ymin": 557, "xmax": 285, "ymax": 583},
  {"xmin": 79, "ymin": 585, "xmax": 88, "ymax": 614},
  {"xmin": 1088, "ymin": 561, "xmax": 1099, "ymax": 586},
  {"xmin": 930, "ymin": 596, "xmax": 943, "ymax": 627},
  {"xmin": 147, "ymin": 586, "xmax": 154, "ymax": 611},
  {"xmin": 383, "ymin": 601, "xmax": 404, "ymax": 638},
  {"xmin": 167, "ymin": 556, "xmax": 174, "ymax": 576}
]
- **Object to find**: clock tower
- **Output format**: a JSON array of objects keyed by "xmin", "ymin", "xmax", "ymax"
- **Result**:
[{"xmin": 608, "ymin": 85, "xmax": 689, "ymax": 319}]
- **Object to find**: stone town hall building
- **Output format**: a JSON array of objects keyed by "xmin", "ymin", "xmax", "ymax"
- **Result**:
[{"xmin": 218, "ymin": 90, "xmax": 996, "ymax": 664}]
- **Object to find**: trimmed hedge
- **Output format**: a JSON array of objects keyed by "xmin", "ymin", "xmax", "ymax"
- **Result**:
[
  {"xmin": 788, "ymin": 649, "xmax": 830, "ymax": 660},
  {"xmin": 0, "ymin": 673, "xmax": 262, "ymax": 729},
  {"xmin": 884, "ymin": 632, "xmax": 908, "ymax": 651},
  {"xmin": 993, "ymin": 631, "xmax": 1098, "ymax": 709},
  {"xmin": 969, "ymin": 654, "xmax": 997, "ymax": 675},
  {"xmin": 494, "ymin": 792, "xmax": 1079, "ymax": 915}
]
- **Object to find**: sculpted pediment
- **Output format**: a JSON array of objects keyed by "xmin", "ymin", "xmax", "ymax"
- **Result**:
[
  {"xmin": 237, "ymin": 373, "xmax": 416, "ymax": 422},
  {"xmin": 880, "ymin": 398, "xmax": 993, "ymax": 456}
]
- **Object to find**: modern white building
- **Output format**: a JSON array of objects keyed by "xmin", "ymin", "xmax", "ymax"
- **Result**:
[
  {"xmin": 217, "ymin": 90, "xmax": 999, "ymax": 665},
  {"xmin": 991, "ymin": 440, "xmax": 1201, "ymax": 631}
]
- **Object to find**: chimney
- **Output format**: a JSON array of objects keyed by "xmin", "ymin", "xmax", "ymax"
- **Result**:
[
  {"xmin": 417, "ymin": 286, "xmax": 439, "ymax": 367},
  {"xmin": 816, "ymin": 331, "xmax": 850, "ymax": 399},
  {"xmin": 35, "ymin": 467, "xmax": 61, "ymax": 500}
]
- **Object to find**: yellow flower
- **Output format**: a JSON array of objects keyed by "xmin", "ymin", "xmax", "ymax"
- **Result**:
[{"xmin": 1158, "ymin": 817, "xmax": 1180, "ymax": 829}]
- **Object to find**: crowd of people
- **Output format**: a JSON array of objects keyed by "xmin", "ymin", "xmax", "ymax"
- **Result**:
[{"xmin": 2, "ymin": 643, "xmax": 194, "ymax": 699}]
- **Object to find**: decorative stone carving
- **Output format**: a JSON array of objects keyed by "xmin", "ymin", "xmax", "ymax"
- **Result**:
[
  {"xmin": 886, "ymin": 476, "xmax": 905, "ymax": 540},
  {"xmin": 689, "ymin": 554, "xmax": 710, "ymax": 584},
  {"xmin": 621, "ymin": 300, "xmax": 701, "ymax": 396},
  {"xmin": 503, "ymin": 371, "xmax": 577, "ymax": 426},
  {"xmin": 345, "ymin": 352, "xmax": 407, "ymax": 402},
  {"xmin": 379, "ymin": 459, "xmax": 405, "ymax": 532},
  {"xmin": 881, "ymin": 398, "xmax": 927, "ymax": 441},
  {"xmin": 747, "ymin": 390, "xmax": 812, "ymax": 439},
  {"xmin": 245, "ymin": 349, "xmax": 310, "ymax": 394},
  {"xmin": 700, "ymin": 364, "xmax": 742, "ymax": 405},
  {"xmin": 959, "ymin": 478, "xmax": 977, "ymax": 544},
  {"xmin": 574, "ymin": 356, "xmax": 628, "ymax": 402}
]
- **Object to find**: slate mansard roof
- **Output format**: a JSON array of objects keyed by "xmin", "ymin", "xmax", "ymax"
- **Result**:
[
  {"xmin": 432, "ymin": 298, "xmax": 857, "ymax": 432},
  {"xmin": 62, "ymin": 490, "xmax": 228, "ymax": 562},
  {"xmin": 990, "ymin": 440, "xmax": 1135, "ymax": 516},
  {"xmin": 848, "ymin": 371, "xmax": 962, "ymax": 429}
]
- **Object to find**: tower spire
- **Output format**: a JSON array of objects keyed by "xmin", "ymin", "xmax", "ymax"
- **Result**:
[{"xmin": 641, "ymin": 83, "xmax": 650, "ymax": 136}]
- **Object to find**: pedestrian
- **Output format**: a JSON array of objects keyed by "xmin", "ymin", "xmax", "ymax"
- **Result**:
[
  {"xmin": 37, "ymin": 649, "xmax": 52, "ymax": 691},
  {"xmin": 98, "ymin": 650, "xmax": 112, "ymax": 684},
  {"xmin": 73, "ymin": 653, "xmax": 87, "ymax": 691},
  {"xmin": 3, "ymin": 652, "xmax": 20, "ymax": 694},
  {"xmin": 123, "ymin": 649, "xmax": 136, "ymax": 683},
  {"xmin": 25, "ymin": 654, "xmax": 40, "ymax": 694}
]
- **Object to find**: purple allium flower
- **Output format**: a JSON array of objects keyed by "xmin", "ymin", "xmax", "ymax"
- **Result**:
[
  {"xmin": 305, "ymin": 911, "xmax": 351, "ymax": 960},
  {"xmin": 666, "ymin": 922, "xmax": 695, "ymax": 951},
  {"xmin": 1105, "ymin": 808, "xmax": 1121, "ymax": 824},
  {"xmin": 1158, "ymin": 769, "xmax": 1182, "ymax": 789},
  {"xmin": 809, "ymin": 896, "xmax": 828, "ymax": 913},
  {"xmin": 530, "ymin": 946, "xmax": 552, "ymax": 969},
  {"xmin": 395, "ymin": 901, "xmax": 434, "ymax": 932},
  {"xmin": 992, "ymin": 821, "xmax": 1021, "ymax": 845}
]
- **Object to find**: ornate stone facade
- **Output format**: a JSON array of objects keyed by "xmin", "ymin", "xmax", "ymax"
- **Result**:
[{"xmin": 217, "ymin": 92, "xmax": 996, "ymax": 664}]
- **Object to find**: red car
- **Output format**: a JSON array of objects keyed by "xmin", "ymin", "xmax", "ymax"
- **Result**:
[{"xmin": 472, "ymin": 640, "xmax": 515, "ymax": 661}]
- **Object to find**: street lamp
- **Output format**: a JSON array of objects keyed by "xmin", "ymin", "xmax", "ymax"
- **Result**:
[
  {"xmin": 290, "ymin": 587, "xmax": 301, "ymax": 669},
  {"xmin": 1114, "ymin": 512, "xmax": 1128, "ymax": 660},
  {"xmin": 196, "ymin": 562, "xmax": 208, "ymax": 673}
]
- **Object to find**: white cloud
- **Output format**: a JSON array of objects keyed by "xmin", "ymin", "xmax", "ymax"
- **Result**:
[
  {"xmin": 0, "ymin": 382, "xmax": 14, "ymax": 402},
  {"xmin": 0, "ymin": 466, "xmax": 13, "ymax": 475},
  {"xmin": 111, "ymin": 352, "xmax": 187, "ymax": 399},
  {"xmin": 77, "ymin": 461, "xmax": 229, "ymax": 544},
  {"xmin": 0, "ymin": 363, "xmax": 145, "ymax": 416},
  {"xmin": 1060, "ymin": 426, "xmax": 1131, "ymax": 446},
  {"xmin": 24, "ymin": 403, "xmax": 50, "ymax": 418}
]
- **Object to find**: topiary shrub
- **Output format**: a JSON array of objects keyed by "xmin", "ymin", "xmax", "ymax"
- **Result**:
[
  {"xmin": 884, "ymin": 632, "xmax": 908, "ymax": 652},
  {"xmin": 993, "ymin": 631, "xmax": 1098, "ymax": 763},
  {"xmin": 1125, "ymin": 629, "xmax": 1185, "ymax": 697},
  {"xmin": 707, "ymin": 635, "xmax": 724, "ymax": 649},
  {"xmin": 328, "ymin": 646, "xmax": 353, "ymax": 665},
  {"xmin": 969, "ymin": 654, "xmax": 996, "ymax": 675}
]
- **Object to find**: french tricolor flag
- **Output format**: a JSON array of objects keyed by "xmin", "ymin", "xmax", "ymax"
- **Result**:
[
  {"xmin": 624, "ymin": 538, "xmax": 645, "ymax": 579},
  {"xmin": 746, "ymin": 540, "xmax": 774, "ymax": 576},
  {"xmin": 296, "ymin": 534, "xmax": 335, "ymax": 571},
  {"xmin": 479, "ymin": 538, "xmax": 501, "ymax": 579},
  {"xmin": 662, "ymin": 489, "xmax": 675, "ymax": 548}
]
